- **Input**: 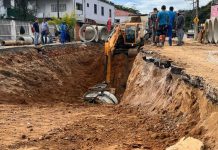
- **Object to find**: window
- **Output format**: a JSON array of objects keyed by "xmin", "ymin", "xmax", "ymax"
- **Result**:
[
  {"xmin": 76, "ymin": 3, "xmax": 83, "ymax": 11},
  {"xmin": 51, "ymin": 4, "xmax": 67, "ymax": 12},
  {"xmin": 101, "ymin": 7, "xmax": 104, "ymax": 16},
  {"xmin": 59, "ymin": 4, "xmax": 67, "ymax": 12},
  {"xmin": 87, "ymin": 3, "xmax": 89, "ymax": 7},
  {"xmin": 94, "ymin": 4, "xmax": 97, "ymax": 14},
  {"xmin": 109, "ymin": 9, "xmax": 112, "ymax": 18},
  {"xmin": 115, "ymin": 19, "xmax": 120, "ymax": 23}
]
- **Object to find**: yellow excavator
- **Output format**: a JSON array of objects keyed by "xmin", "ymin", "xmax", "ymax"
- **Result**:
[
  {"xmin": 104, "ymin": 21, "xmax": 146, "ymax": 83},
  {"xmin": 84, "ymin": 16, "xmax": 147, "ymax": 104}
]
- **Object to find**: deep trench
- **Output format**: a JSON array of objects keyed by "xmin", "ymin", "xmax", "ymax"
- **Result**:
[
  {"xmin": 0, "ymin": 43, "xmax": 217, "ymax": 149},
  {"xmin": 0, "ymin": 43, "xmax": 133, "ymax": 104}
]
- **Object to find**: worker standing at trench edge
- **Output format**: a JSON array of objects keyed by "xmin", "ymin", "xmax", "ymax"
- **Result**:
[
  {"xmin": 176, "ymin": 11, "xmax": 185, "ymax": 46},
  {"xmin": 32, "ymin": 18, "xmax": 40, "ymax": 46},
  {"xmin": 167, "ymin": 6, "xmax": 176, "ymax": 46},
  {"xmin": 41, "ymin": 19, "xmax": 49, "ymax": 45},
  {"xmin": 156, "ymin": 5, "xmax": 169, "ymax": 47},
  {"xmin": 59, "ymin": 22, "xmax": 67, "ymax": 44},
  {"xmin": 149, "ymin": 8, "xmax": 159, "ymax": 46}
]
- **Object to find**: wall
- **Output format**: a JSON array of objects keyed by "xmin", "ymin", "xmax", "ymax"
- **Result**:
[
  {"xmin": 85, "ymin": 0, "xmax": 114, "ymax": 24},
  {"xmin": 211, "ymin": 5, "xmax": 218, "ymax": 18},
  {"xmin": 33, "ymin": 0, "xmax": 114, "ymax": 25},
  {"xmin": 0, "ymin": 20, "xmax": 32, "ymax": 40},
  {"xmin": 115, "ymin": 16, "xmax": 130, "ymax": 23},
  {"xmin": 36, "ymin": 0, "xmax": 74, "ymax": 18}
]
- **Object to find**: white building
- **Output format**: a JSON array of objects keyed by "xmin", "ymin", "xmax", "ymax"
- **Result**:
[
  {"xmin": 115, "ymin": 9, "xmax": 135, "ymax": 23},
  {"xmin": 29, "ymin": 0, "xmax": 115, "ymax": 25}
]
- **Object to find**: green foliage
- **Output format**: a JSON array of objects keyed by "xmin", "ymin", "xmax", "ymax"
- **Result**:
[
  {"xmin": 48, "ymin": 12, "xmax": 77, "ymax": 29},
  {"xmin": 7, "ymin": 0, "xmax": 34, "ymax": 21}
]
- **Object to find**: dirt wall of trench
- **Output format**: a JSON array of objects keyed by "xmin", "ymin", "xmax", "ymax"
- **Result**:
[
  {"xmin": 0, "ymin": 43, "xmax": 104, "ymax": 104},
  {"xmin": 121, "ymin": 52, "xmax": 218, "ymax": 149}
]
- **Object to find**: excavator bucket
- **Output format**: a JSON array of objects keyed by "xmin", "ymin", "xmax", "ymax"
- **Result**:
[{"xmin": 128, "ymin": 48, "xmax": 139, "ymax": 57}]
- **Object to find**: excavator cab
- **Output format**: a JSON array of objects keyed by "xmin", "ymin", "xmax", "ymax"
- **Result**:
[
  {"xmin": 119, "ymin": 23, "xmax": 144, "ymax": 47},
  {"xmin": 125, "ymin": 25, "xmax": 137, "ymax": 44}
]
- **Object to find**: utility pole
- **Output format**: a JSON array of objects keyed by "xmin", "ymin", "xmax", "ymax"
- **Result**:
[
  {"xmin": 186, "ymin": 0, "xmax": 200, "ymax": 40},
  {"xmin": 194, "ymin": 0, "xmax": 199, "ymax": 40},
  {"xmin": 57, "ymin": 0, "xmax": 60, "ymax": 18}
]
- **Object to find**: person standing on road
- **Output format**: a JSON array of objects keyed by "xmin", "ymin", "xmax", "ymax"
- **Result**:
[
  {"xmin": 157, "ymin": 5, "xmax": 169, "ymax": 47},
  {"xmin": 167, "ymin": 6, "xmax": 176, "ymax": 46},
  {"xmin": 107, "ymin": 17, "xmax": 112, "ymax": 33},
  {"xmin": 149, "ymin": 8, "xmax": 159, "ymax": 46},
  {"xmin": 176, "ymin": 11, "xmax": 185, "ymax": 46},
  {"xmin": 41, "ymin": 18, "xmax": 49, "ymax": 45},
  {"xmin": 33, "ymin": 18, "xmax": 39, "ymax": 46},
  {"xmin": 59, "ymin": 21, "xmax": 67, "ymax": 44}
]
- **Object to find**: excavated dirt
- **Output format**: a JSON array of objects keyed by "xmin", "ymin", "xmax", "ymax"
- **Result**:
[
  {"xmin": 0, "ymin": 42, "xmax": 217, "ymax": 150},
  {"xmin": 0, "ymin": 43, "xmax": 105, "ymax": 104}
]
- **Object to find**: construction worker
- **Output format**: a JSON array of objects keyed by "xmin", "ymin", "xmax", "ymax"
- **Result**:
[
  {"xmin": 176, "ymin": 11, "xmax": 185, "ymax": 46},
  {"xmin": 41, "ymin": 18, "xmax": 49, "ymax": 45},
  {"xmin": 149, "ymin": 8, "xmax": 159, "ymax": 46},
  {"xmin": 167, "ymin": 6, "xmax": 176, "ymax": 46},
  {"xmin": 157, "ymin": 5, "xmax": 169, "ymax": 47},
  {"xmin": 32, "ymin": 18, "xmax": 39, "ymax": 46},
  {"xmin": 107, "ymin": 17, "xmax": 112, "ymax": 33},
  {"xmin": 59, "ymin": 21, "xmax": 67, "ymax": 44}
]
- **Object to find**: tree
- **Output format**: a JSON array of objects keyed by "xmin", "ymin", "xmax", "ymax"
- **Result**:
[
  {"xmin": 7, "ymin": 0, "xmax": 34, "ymax": 21},
  {"xmin": 183, "ymin": 1, "xmax": 211, "ymax": 31},
  {"xmin": 48, "ymin": 12, "xmax": 77, "ymax": 29}
]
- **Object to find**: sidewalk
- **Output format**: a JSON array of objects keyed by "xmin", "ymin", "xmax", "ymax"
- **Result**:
[{"xmin": 145, "ymin": 40, "xmax": 218, "ymax": 89}]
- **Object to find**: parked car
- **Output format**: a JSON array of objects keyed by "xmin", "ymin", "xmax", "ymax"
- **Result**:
[{"xmin": 187, "ymin": 29, "xmax": 194, "ymax": 38}]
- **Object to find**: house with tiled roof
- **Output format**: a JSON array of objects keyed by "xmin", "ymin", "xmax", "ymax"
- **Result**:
[{"xmin": 115, "ymin": 9, "xmax": 136, "ymax": 23}]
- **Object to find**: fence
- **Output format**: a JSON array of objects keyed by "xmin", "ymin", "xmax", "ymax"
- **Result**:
[
  {"xmin": 0, "ymin": 19, "xmax": 32, "ymax": 40},
  {"xmin": 0, "ymin": 19, "xmax": 57, "ymax": 41}
]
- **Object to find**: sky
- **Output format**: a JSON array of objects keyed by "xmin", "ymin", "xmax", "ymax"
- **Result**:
[{"xmin": 111, "ymin": 0, "xmax": 211, "ymax": 13}]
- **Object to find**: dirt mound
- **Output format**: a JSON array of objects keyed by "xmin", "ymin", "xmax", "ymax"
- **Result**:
[
  {"xmin": 122, "ymin": 53, "xmax": 218, "ymax": 149},
  {"xmin": 0, "ymin": 44, "xmax": 104, "ymax": 104}
]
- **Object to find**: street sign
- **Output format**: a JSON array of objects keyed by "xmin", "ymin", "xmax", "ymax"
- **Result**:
[{"xmin": 193, "ymin": 17, "xmax": 199, "ymax": 24}]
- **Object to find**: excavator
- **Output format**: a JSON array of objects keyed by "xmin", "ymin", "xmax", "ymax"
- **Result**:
[{"xmin": 84, "ymin": 16, "xmax": 148, "ymax": 104}]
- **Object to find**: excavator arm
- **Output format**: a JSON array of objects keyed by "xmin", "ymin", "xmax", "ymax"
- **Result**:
[{"xmin": 104, "ymin": 25, "xmax": 122, "ymax": 84}]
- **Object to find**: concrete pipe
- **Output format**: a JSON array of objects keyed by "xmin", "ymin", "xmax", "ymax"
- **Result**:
[
  {"xmin": 204, "ymin": 19, "xmax": 209, "ymax": 43},
  {"xmin": 84, "ymin": 90, "xmax": 118, "ymax": 104},
  {"xmin": 79, "ymin": 24, "xmax": 98, "ymax": 42},
  {"xmin": 17, "ymin": 36, "xmax": 34, "ymax": 44},
  {"xmin": 208, "ymin": 19, "xmax": 214, "ymax": 43},
  {"xmin": 0, "ymin": 40, "xmax": 32, "ymax": 46},
  {"xmin": 213, "ymin": 17, "xmax": 218, "ymax": 43},
  {"xmin": 0, "ymin": 40, "xmax": 17, "ymax": 46},
  {"xmin": 97, "ymin": 26, "xmax": 109, "ymax": 41}
]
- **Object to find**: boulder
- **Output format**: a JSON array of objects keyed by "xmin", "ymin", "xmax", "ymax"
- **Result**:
[{"xmin": 166, "ymin": 137, "xmax": 204, "ymax": 150}]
